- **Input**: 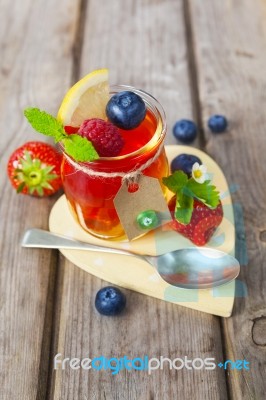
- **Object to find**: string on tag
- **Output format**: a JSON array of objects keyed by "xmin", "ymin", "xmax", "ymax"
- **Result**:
[
  {"xmin": 63, "ymin": 141, "xmax": 165, "ymax": 189},
  {"xmin": 123, "ymin": 174, "xmax": 141, "ymax": 193}
]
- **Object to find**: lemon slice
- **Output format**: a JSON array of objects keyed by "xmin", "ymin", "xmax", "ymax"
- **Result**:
[{"xmin": 57, "ymin": 68, "xmax": 109, "ymax": 126}]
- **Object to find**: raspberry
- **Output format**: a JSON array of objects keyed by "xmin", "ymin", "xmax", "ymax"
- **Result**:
[{"xmin": 78, "ymin": 118, "xmax": 124, "ymax": 157}]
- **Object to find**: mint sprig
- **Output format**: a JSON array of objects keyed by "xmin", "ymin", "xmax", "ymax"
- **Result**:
[
  {"xmin": 24, "ymin": 108, "xmax": 66, "ymax": 142},
  {"xmin": 62, "ymin": 134, "xmax": 99, "ymax": 162},
  {"xmin": 163, "ymin": 170, "xmax": 220, "ymax": 225},
  {"xmin": 24, "ymin": 108, "xmax": 99, "ymax": 162}
]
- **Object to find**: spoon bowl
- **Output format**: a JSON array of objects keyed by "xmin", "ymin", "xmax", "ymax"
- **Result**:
[
  {"xmin": 151, "ymin": 248, "xmax": 240, "ymax": 289},
  {"xmin": 21, "ymin": 229, "xmax": 240, "ymax": 290}
]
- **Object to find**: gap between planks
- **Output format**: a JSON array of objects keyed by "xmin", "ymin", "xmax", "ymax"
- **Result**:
[
  {"xmin": 42, "ymin": 1, "xmax": 90, "ymax": 398},
  {"xmin": 183, "ymin": 0, "xmax": 230, "ymax": 398},
  {"xmin": 36, "ymin": 252, "xmax": 60, "ymax": 400},
  {"xmin": 183, "ymin": 0, "xmax": 206, "ymax": 149},
  {"xmin": 71, "ymin": 0, "xmax": 89, "ymax": 85}
]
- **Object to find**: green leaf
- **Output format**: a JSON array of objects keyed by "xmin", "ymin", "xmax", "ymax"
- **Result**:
[
  {"xmin": 175, "ymin": 193, "xmax": 194, "ymax": 225},
  {"xmin": 24, "ymin": 107, "xmax": 100, "ymax": 163},
  {"xmin": 41, "ymin": 182, "xmax": 53, "ymax": 190},
  {"xmin": 29, "ymin": 186, "xmax": 35, "ymax": 195},
  {"xmin": 36, "ymin": 186, "xmax": 44, "ymax": 196},
  {"xmin": 24, "ymin": 108, "xmax": 66, "ymax": 142},
  {"xmin": 46, "ymin": 174, "xmax": 58, "ymax": 181},
  {"xmin": 162, "ymin": 171, "xmax": 188, "ymax": 194},
  {"xmin": 42, "ymin": 165, "xmax": 55, "ymax": 175},
  {"xmin": 186, "ymin": 179, "xmax": 220, "ymax": 208},
  {"xmin": 16, "ymin": 182, "xmax": 25, "ymax": 193},
  {"xmin": 62, "ymin": 135, "xmax": 99, "ymax": 162},
  {"xmin": 24, "ymin": 151, "xmax": 32, "ymax": 164}
]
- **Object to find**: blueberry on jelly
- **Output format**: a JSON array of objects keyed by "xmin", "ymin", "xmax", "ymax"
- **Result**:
[
  {"xmin": 106, "ymin": 91, "xmax": 147, "ymax": 130},
  {"xmin": 208, "ymin": 115, "xmax": 228, "ymax": 133},
  {"xmin": 171, "ymin": 153, "xmax": 202, "ymax": 177},
  {"xmin": 172, "ymin": 119, "xmax": 197, "ymax": 143},
  {"xmin": 95, "ymin": 286, "xmax": 126, "ymax": 316}
]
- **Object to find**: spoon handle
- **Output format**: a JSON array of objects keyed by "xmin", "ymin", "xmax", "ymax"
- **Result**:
[{"xmin": 21, "ymin": 229, "xmax": 140, "ymax": 258}]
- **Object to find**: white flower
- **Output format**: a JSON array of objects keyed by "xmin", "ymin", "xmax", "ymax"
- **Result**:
[{"xmin": 192, "ymin": 162, "xmax": 208, "ymax": 184}]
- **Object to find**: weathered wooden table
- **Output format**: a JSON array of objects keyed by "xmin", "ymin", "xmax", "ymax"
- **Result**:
[{"xmin": 1, "ymin": 0, "xmax": 266, "ymax": 399}]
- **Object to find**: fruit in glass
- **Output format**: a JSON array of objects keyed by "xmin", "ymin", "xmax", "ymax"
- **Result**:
[{"xmin": 61, "ymin": 85, "xmax": 169, "ymax": 239}]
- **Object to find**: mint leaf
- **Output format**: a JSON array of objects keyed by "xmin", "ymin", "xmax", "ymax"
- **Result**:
[
  {"xmin": 24, "ymin": 107, "xmax": 99, "ymax": 162},
  {"xmin": 62, "ymin": 134, "xmax": 99, "ymax": 162},
  {"xmin": 175, "ymin": 192, "xmax": 194, "ymax": 225},
  {"xmin": 24, "ymin": 108, "xmax": 66, "ymax": 142},
  {"xmin": 186, "ymin": 179, "xmax": 220, "ymax": 208},
  {"xmin": 162, "ymin": 171, "xmax": 188, "ymax": 193}
]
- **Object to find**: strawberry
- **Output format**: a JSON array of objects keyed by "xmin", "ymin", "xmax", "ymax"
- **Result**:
[
  {"xmin": 7, "ymin": 141, "xmax": 62, "ymax": 197},
  {"xmin": 168, "ymin": 196, "xmax": 223, "ymax": 246}
]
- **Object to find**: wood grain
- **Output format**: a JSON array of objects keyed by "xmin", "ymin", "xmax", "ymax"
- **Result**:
[
  {"xmin": 80, "ymin": 0, "xmax": 197, "ymax": 145},
  {"xmin": 49, "ymin": 0, "xmax": 228, "ymax": 399},
  {"xmin": 2, "ymin": 0, "xmax": 265, "ymax": 398},
  {"xmin": 189, "ymin": 0, "xmax": 266, "ymax": 398},
  {"xmin": 0, "ymin": 0, "xmax": 81, "ymax": 398},
  {"xmin": 51, "ymin": 262, "xmax": 228, "ymax": 400}
]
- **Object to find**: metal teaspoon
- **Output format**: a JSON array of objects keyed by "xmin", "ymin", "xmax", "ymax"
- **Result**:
[{"xmin": 21, "ymin": 228, "xmax": 240, "ymax": 290}]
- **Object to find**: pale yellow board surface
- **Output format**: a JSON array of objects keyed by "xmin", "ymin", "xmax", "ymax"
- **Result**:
[{"xmin": 49, "ymin": 145, "xmax": 236, "ymax": 317}]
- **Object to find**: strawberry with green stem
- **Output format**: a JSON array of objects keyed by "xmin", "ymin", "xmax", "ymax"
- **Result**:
[
  {"xmin": 7, "ymin": 141, "xmax": 62, "ymax": 197},
  {"xmin": 163, "ymin": 163, "xmax": 223, "ymax": 246}
]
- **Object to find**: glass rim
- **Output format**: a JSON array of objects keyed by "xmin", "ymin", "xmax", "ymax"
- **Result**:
[{"xmin": 61, "ymin": 85, "xmax": 167, "ymax": 164}]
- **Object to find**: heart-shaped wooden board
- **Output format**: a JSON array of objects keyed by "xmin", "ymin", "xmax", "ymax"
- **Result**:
[{"xmin": 49, "ymin": 145, "xmax": 236, "ymax": 317}]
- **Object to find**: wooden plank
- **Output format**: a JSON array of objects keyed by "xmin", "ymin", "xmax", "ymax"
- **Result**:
[
  {"xmin": 50, "ymin": 0, "xmax": 229, "ymax": 398},
  {"xmin": 79, "ymin": 0, "xmax": 196, "ymax": 145},
  {"xmin": 188, "ymin": 0, "xmax": 266, "ymax": 398},
  {"xmin": 51, "ymin": 263, "xmax": 229, "ymax": 400},
  {"xmin": 0, "ymin": 0, "xmax": 81, "ymax": 398}
]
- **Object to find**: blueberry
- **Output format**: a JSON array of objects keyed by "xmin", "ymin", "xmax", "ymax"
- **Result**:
[
  {"xmin": 106, "ymin": 91, "xmax": 147, "ymax": 130},
  {"xmin": 171, "ymin": 153, "xmax": 202, "ymax": 177},
  {"xmin": 95, "ymin": 286, "xmax": 126, "ymax": 316},
  {"xmin": 173, "ymin": 119, "xmax": 197, "ymax": 143},
  {"xmin": 208, "ymin": 115, "xmax": 228, "ymax": 133}
]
